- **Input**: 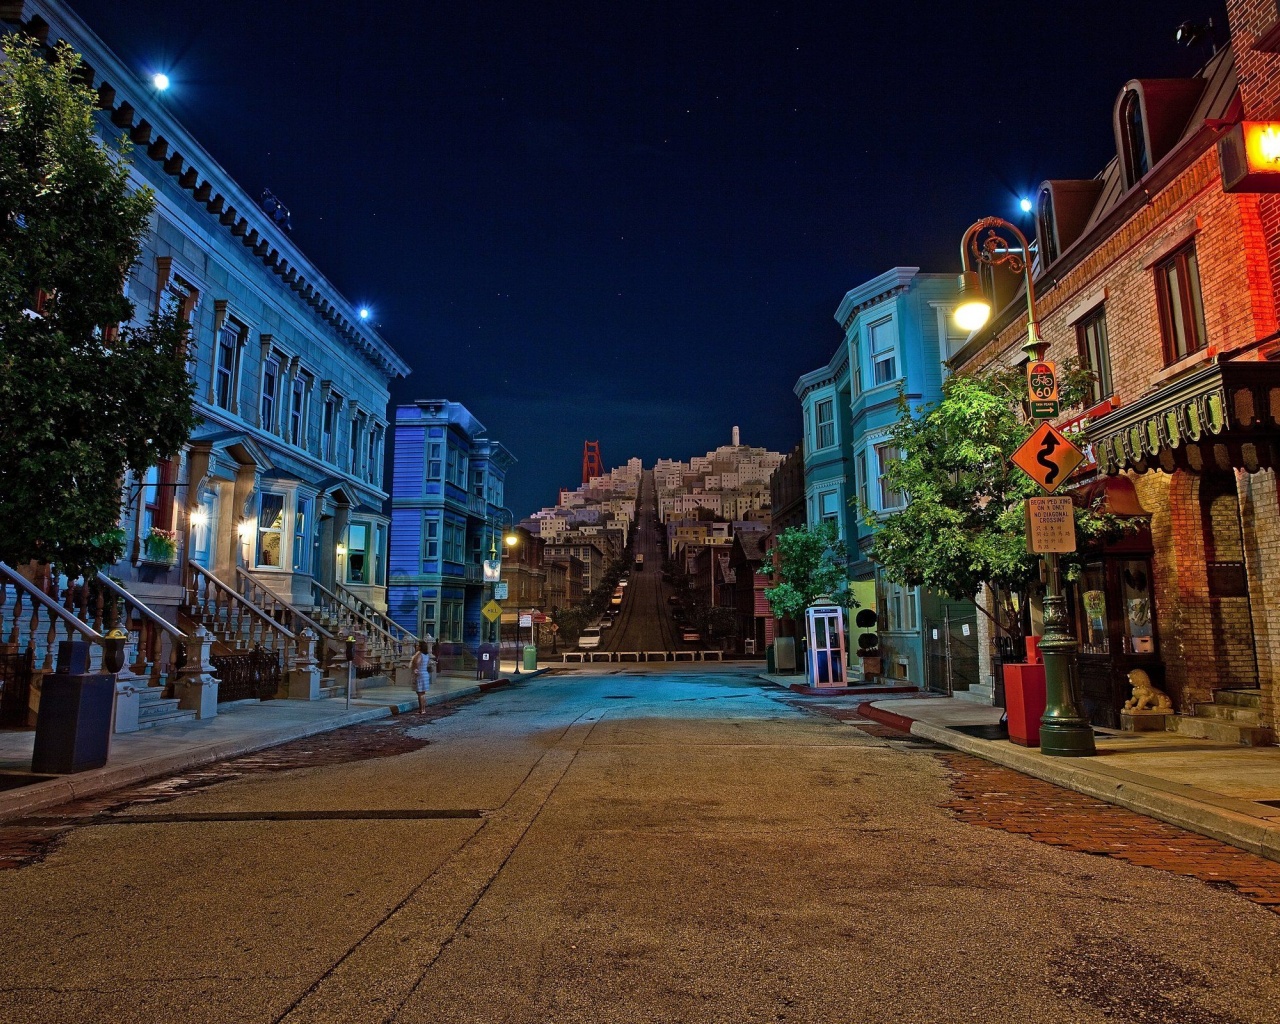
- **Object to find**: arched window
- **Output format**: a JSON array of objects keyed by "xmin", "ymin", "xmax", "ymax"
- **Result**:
[
  {"xmin": 1120, "ymin": 91, "xmax": 1149, "ymax": 187},
  {"xmin": 1036, "ymin": 187, "xmax": 1059, "ymax": 266}
]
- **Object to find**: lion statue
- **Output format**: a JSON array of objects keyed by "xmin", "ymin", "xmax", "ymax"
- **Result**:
[{"xmin": 1123, "ymin": 669, "xmax": 1172, "ymax": 713}]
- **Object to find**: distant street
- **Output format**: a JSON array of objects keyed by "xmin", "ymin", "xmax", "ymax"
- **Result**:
[
  {"xmin": 605, "ymin": 470, "xmax": 678, "ymax": 653},
  {"xmin": 1, "ymin": 667, "xmax": 1277, "ymax": 1024}
]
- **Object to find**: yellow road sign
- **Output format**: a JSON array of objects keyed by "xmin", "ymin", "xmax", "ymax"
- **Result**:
[
  {"xmin": 1011, "ymin": 422, "xmax": 1085, "ymax": 494},
  {"xmin": 481, "ymin": 599, "xmax": 503, "ymax": 622}
]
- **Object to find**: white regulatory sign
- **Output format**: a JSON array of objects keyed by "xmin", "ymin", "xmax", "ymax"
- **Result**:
[{"xmin": 1025, "ymin": 496, "xmax": 1078, "ymax": 553}]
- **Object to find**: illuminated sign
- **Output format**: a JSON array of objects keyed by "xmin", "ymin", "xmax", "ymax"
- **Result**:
[{"xmin": 1219, "ymin": 121, "xmax": 1280, "ymax": 193}]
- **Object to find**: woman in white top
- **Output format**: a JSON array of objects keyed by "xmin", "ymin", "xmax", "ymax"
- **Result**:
[{"xmin": 410, "ymin": 639, "xmax": 433, "ymax": 714}]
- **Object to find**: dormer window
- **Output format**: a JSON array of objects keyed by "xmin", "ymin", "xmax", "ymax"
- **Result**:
[
  {"xmin": 1036, "ymin": 187, "xmax": 1059, "ymax": 266},
  {"xmin": 1120, "ymin": 90, "xmax": 1150, "ymax": 187}
]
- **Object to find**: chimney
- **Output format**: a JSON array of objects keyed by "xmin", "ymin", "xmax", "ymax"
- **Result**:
[{"xmin": 732, "ymin": 425, "xmax": 740, "ymax": 446}]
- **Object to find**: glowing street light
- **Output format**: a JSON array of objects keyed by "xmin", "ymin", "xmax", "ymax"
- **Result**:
[
  {"xmin": 152, "ymin": 72, "xmax": 170, "ymax": 91},
  {"xmin": 954, "ymin": 270, "xmax": 992, "ymax": 332},
  {"xmin": 358, "ymin": 307, "xmax": 370, "ymax": 320},
  {"xmin": 1019, "ymin": 196, "xmax": 1033, "ymax": 213}
]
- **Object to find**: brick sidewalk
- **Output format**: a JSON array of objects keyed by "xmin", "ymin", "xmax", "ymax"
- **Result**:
[
  {"xmin": 0, "ymin": 697, "xmax": 470, "ymax": 872},
  {"xmin": 797, "ymin": 700, "xmax": 1280, "ymax": 916}
]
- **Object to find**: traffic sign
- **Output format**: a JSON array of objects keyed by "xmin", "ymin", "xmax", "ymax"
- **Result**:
[
  {"xmin": 1011, "ymin": 422, "xmax": 1085, "ymax": 494},
  {"xmin": 1025, "ymin": 496, "xmax": 1077, "ymax": 553},
  {"xmin": 483, "ymin": 559, "xmax": 502, "ymax": 583},
  {"xmin": 1026, "ymin": 360, "xmax": 1060, "ymax": 419},
  {"xmin": 494, "ymin": 581, "xmax": 509, "ymax": 600},
  {"xmin": 481, "ymin": 600, "xmax": 503, "ymax": 622},
  {"xmin": 519, "ymin": 614, "xmax": 532, "ymax": 628}
]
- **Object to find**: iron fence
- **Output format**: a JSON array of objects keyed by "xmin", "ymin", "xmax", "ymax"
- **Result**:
[{"xmin": 210, "ymin": 647, "xmax": 281, "ymax": 702}]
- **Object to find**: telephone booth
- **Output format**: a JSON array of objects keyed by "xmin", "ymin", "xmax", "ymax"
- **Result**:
[{"xmin": 805, "ymin": 600, "xmax": 847, "ymax": 687}]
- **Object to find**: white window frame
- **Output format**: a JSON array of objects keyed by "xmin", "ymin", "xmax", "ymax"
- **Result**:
[
  {"xmin": 869, "ymin": 316, "xmax": 899, "ymax": 388},
  {"xmin": 815, "ymin": 398, "xmax": 836, "ymax": 450},
  {"xmin": 875, "ymin": 442, "xmax": 905, "ymax": 511}
]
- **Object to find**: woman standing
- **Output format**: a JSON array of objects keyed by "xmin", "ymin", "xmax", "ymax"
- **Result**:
[{"xmin": 410, "ymin": 638, "xmax": 433, "ymax": 714}]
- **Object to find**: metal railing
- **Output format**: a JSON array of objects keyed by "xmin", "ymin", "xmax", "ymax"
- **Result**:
[{"xmin": 184, "ymin": 562, "xmax": 296, "ymax": 664}]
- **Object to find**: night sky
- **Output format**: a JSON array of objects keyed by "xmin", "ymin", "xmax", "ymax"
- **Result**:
[{"xmin": 76, "ymin": 1, "xmax": 1226, "ymax": 515}]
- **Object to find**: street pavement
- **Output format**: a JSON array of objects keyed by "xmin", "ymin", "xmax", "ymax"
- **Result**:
[
  {"xmin": 0, "ymin": 665, "xmax": 1278, "ymax": 1023},
  {"xmin": 605, "ymin": 470, "xmax": 678, "ymax": 653}
]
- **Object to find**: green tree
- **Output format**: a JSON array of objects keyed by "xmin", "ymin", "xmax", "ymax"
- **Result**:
[
  {"xmin": 865, "ymin": 359, "xmax": 1133, "ymax": 641},
  {"xmin": 758, "ymin": 522, "xmax": 855, "ymax": 622},
  {"xmin": 0, "ymin": 37, "xmax": 196, "ymax": 576}
]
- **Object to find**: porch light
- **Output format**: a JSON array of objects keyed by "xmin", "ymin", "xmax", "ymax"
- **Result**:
[
  {"xmin": 237, "ymin": 519, "xmax": 254, "ymax": 539},
  {"xmin": 954, "ymin": 271, "xmax": 992, "ymax": 332},
  {"xmin": 336, "ymin": 543, "xmax": 347, "ymax": 556},
  {"xmin": 189, "ymin": 508, "xmax": 209, "ymax": 529}
]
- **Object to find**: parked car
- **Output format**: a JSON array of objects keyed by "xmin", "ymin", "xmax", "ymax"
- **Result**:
[
  {"xmin": 578, "ymin": 626, "xmax": 602, "ymax": 649},
  {"xmin": 681, "ymin": 629, "xmax": 702, "ymax": 642}
]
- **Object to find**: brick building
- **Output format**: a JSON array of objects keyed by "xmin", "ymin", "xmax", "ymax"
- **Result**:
[{"xmin": 952, "ymin": 3, "xmax": 1280, "ymax": 736}]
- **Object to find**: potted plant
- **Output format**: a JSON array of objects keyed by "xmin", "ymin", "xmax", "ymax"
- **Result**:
[{"xmin": 142, "ymin": 527, "xmax": 178, "ymax": 564}]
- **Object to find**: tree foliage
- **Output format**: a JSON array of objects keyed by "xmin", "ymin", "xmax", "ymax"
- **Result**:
[
  {"xmin": 0, "ymin": 37, "xmax": 197, "ymax": 574},
  {"xmin": 865, "ymin": 359, "xmax": 1135, "ymax": 638},
  {"xmin": 758, "ymin": 522, "xmax": 855, "ymax": 622}
]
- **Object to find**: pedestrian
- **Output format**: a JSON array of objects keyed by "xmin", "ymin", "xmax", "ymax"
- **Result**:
[{"xmin": 410, "ymin": 638, "xmax": 433, "ymax": 714}]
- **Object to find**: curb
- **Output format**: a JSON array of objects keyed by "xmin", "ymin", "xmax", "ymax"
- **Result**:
[
  {"xmin": 857, "ymin": 701, "xmax": 1280, "ymax": 866},
  {"xmin": 789, "ymin": 683, "xmax": 919, "ymax": 697},
  {"xmin": 0, "ymin": 674, "xmax": 536, "ymax": 822}
]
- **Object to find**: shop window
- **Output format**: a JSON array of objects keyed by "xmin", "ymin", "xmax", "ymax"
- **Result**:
[
  {"xmin": 1073, "ymin": 562, "xmax": 1110, "ymax": 655},
  {"xmin": 1155, "ymin": 241, "xmax": 1207, "ymax": 364},
  {"xmin": 345, "ymin": 522, "xmax": 369, "ymax": 584},
  {"xmin": 256, "ymin": 494, "xmax": 285, "ymax": 568},
  {"xmin": 1120, "ymin": 560, "xmax": 1155, "ymax": 654},
  {"xmin": 292, "ymin": 497, "xmax": 311, "ymax": 573},
  {"xmin": 1076, "ymin": 306, "xmax": 1113, "ymax": 404}
]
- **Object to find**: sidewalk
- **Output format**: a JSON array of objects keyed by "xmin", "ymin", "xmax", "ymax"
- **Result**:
[
  {"xmin": 0, "ymin": 668, "xmax": 543, "ymax": 821},
  {"xmin": 860, "ymin": 694, "xmax": 1280, "ymax": 864}
]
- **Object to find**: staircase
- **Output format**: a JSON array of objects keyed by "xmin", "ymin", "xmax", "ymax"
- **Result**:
[
  {"xmin": 137, "ymin": 684, "xmax": 195, "ymax": 729},
  {"xmin": 1168, "ymin": 688, "xmax": 1274, "ymax": 746},
  {"xmin": 309, "ymin": 580, "xmax": 417, "ymax": 676}
]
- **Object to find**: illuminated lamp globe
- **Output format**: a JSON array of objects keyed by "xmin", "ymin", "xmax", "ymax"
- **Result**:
[
  {"xmin": 1019, "ymin": 197, "xmax": 1033, "ymax": 213},
  {"xmin": 153, "ymin": 73, "xmax": 170, "ymax": 91},
  {"xmin": 358, "ymin": 307, "xmax": 370, "ymax": 320},
  {"xmin": 954, "ymin": 271, "xmax": 992, "ymax": 332},
  {"xmin": 504, "ymin": 533, "xmax": 519, "ymax": 547}
]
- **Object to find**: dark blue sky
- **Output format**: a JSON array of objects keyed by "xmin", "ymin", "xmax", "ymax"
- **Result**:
[{"xmin": 76, "ymin": 0, "xmax": 1226, "ymax": 515}]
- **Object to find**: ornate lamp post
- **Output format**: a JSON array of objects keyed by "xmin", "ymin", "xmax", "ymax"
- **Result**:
[
  {"xmin": 487, "ymin": 507, "xmax": 517, "ymax": 646},
  {"xmin": 956, "ymin": 216, "xmax": 1096, "ymax": 758}
]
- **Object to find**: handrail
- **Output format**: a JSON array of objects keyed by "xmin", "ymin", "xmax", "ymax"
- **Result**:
[
  {"xmin": 235, "ymin": 567, "xmax": 331, "ymax": 639},
  {"xmin": 186, "ymin": 562, "xmax": 296, "ymax": 638},
  {"xmin": 95, "ymin": 572, "xmax": 185, "ymax": 639},
  {"xmin": 311, "ymin": 579, "xmax": 400, "ymax": 647},
  {"xmin": 0, "ymin": 561, "xmax": 102, "ymax": 640},
  {"xmin": 332, "ymin": 581, "xmax": 418, "ymax": 644}
]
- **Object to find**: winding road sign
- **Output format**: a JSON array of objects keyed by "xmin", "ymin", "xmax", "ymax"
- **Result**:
[{"xmin": 1011, "ymin": 422, "xmax": 1084, "ymax": 494}]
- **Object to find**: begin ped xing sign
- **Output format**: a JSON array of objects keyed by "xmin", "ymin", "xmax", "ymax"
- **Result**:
[
  {"xmin": 1026, "ymin": 360, "xmax": 1060, "ymax": 419},
  {"xmin": 1025, "ymin": 496, "xmax": 1077, "ymax": 553},
  {"xmin": 1010, "ymin": 422, "xmax": 1085, "ymax": 494}
]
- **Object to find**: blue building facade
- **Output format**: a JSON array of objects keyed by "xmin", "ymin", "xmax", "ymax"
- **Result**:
[
  {"xmin": 388, "ymin": 401, "xmax": 515, "ymax": 649},
  {"xmin": 796, "ymin": 267, "xmax": 975, "ymax": 688}
]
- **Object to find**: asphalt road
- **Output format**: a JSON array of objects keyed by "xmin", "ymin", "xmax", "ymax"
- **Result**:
[
  {"xmin": 1, "ymin": 666, "xmax": 1277, "ymax": 1023},
  {"xmin": 605, "ymin": 470, "xmax": 677, "ymax": 653}
]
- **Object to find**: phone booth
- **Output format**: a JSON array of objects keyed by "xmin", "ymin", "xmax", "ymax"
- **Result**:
[{"xmin": 805, "ymin": 599, "xmax": 847, "ymax": 687}]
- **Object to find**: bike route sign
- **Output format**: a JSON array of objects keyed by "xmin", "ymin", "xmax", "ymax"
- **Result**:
[{"xmin": 1026, "ymin": 360, "xmax": 1060, "ymax": 419}]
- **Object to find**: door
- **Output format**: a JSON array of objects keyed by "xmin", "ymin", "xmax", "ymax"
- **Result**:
[{"xmin": 190, "ymin": 489, "xmax": 218, "ymax": 569}]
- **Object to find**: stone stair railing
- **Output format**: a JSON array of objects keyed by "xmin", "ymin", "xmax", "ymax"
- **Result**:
[
  {"xmin": 91, "ymin": 572, "xmax": 186, "ymax": 689},
  {"xmin": 310, "ymin": 580, "xmax": 416, "ymax": 670},
  {"xmin": 235, "ymin": 567, "xmax": 337, "ymax": 669},
  {"xmin": 0, "ymin": 560, "xmax": 104, "ymax": 676},
  {"xmin": 184, "ymin": 562, "xmax": 296, "ymax": 666}
]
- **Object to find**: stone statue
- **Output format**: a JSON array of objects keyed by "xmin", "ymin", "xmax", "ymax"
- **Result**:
[{"xmin": 1123, "ymin": 668, "xmax": 1172, "ymax": 713}]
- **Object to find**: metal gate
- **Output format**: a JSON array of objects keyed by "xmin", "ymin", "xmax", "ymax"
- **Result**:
[
  {"xmin": 924, "ymin": 611, "xmax": 981, "ymax": 695},
  {"xmin": 210, "ymin": 647, "xmax": 281, "ymax": 702},
  {"xmin": 0, "ymin": 648, "xmax": 33, "ymax": 726}
]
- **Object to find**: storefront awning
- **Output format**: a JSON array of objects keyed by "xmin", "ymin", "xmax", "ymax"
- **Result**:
[
  {"xmin": 1071, "ymin": 475, "xmax": 1150, "ymax": 517},
  {"xmin": 1087, "ymin": 360, "xmax": 1280, "ymax": 475}
]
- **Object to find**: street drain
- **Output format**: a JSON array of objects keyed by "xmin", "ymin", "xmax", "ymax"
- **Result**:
[{"xmin": 20, "ymin": 808, "xmax": 485, "ymax": 826}]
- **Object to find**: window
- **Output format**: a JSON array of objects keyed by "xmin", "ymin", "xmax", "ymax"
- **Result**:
[
  {"xmin": 373, "ymin": 524, "xmax": 386, "ymax": 586},
  {"xmin": 815, "ymin": 398, "xmax": 835, "ymax": 449},
  {"xmin": 424, "ymin": 518, "xmax": 440, "ymax": 561},
  {"xmin": 473, "ymin": 468, "xmax": 486, "ymax": 498},
  {"xmin": 349, "ymin": 415, "xmax": 363, "ymax": 474},
  {"xmin": 876, "ymin": 443, "xmax": 904, "ymax": 510},
  {"xmin": 141, "ymin": 458, "xmax": 175, "ymax": 538},
  {"xmin": 215, "ymin": 321, "xmax": 243, "ymax": 411},
  {"xmin": 1076, "ymin": 306, "xmax": 1113, "ymax": 404},
  {"xmin": 819, "ymin": 490, "xmax": 841, "ymax": 533},
  {"xmin": 869, "ymin": 317, "xmax": 898, "ymax": 386},
  {"xmin": 1120, "ymin": 91, "xmax": 1149, "ymax": 187},
  {"xmin": 446, "ymin": 446, "xmax": 467, "ymax": 488},
  {"xmin": 290, "ymin": 375, "xmax": 307, "ymax": 447},
  {"xmin": 256, "ymin": 493, "xmax": 285, "ymax": 568},
  {"xmin": 882, "ymin": 581, "xmax": 918, "ymax": 631},
  {"xmin": 292, "ymin": 497, "xmax": 311, "ymax": 573},
  {"xmin": 421, "ymin": 600, "xmax": 437, "ymax": 642},
  {"xmin": 1037, "ymin": 188, "xmax": 1059, "ymax": 265},
  {"xmin": 366, "ymin": 427, "xmax": 378, "ymax": 480},
  {"xmin": 856, "ymin": 450, "xmax": 869, "ymax": 510},
  {"xmin": 321, "ymin": 395, "xmax": 338, "ymax": 462},
  {"xmin": 260, "ymin": 354, "xmax": 280, "ymax": 431},
  {"xmin": 345, "ymin": 523, "xmax": 368, "ymax": 583},
  {"xmin": 1155, "ymin": 242, "xmax": 1207, "ymax": 364},
  {"xmin": 427, "ymin": 442, "xmax": 443, "ymax": 481}
]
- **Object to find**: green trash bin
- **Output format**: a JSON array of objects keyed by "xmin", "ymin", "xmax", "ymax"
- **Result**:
[{"xmin": 522, "ymin": 644, "xmax": 538, "ymax": 672}]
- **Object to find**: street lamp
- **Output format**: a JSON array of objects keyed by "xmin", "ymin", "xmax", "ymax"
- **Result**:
[
  {"xmin": 956, "ymin": 216, "xmax": 1096, "ymax": 758},
  {"xmin": 487, "ymin": 507, "xmax": 516, "ymax": 647}
]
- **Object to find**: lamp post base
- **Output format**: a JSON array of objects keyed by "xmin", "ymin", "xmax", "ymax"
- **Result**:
[{"xmin": 1039, "ymin": 720, "xmax": 1097, "ymax": 757}]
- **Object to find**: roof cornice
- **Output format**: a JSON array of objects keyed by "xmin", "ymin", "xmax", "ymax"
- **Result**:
[{"xmin": 834, "ymin": 267, "xmax": 919, "ymax": 331}]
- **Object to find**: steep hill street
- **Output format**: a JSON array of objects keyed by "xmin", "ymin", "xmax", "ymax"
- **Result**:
[{"xmin": 605, "ymin": 470, "xmax": 678, "ymax": 653}]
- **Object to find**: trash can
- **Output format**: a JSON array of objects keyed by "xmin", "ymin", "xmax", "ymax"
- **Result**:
[
  {"xmin": 522, "ymin": 645, "xmax": 538, "ymax": 672},
  {"xmin": 476, "ymin": 643, "xmax": 499, "ymax": 680},
  {"xmin": 31, "ymin": 641, "xmax": 113, "ymax": 774}
]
